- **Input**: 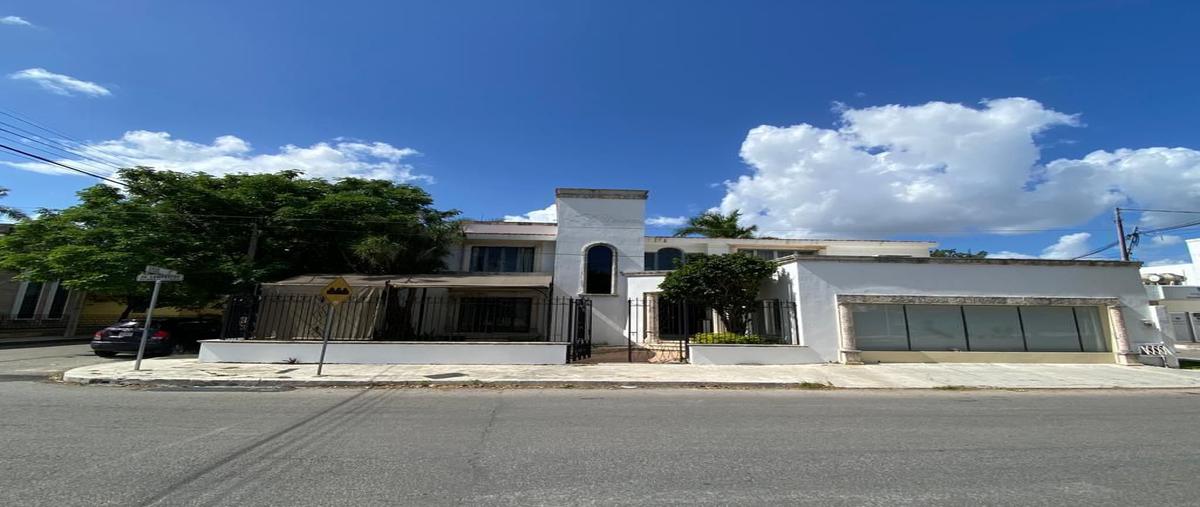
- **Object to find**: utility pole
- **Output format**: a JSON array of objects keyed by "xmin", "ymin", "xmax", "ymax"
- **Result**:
[
  {"xmin": 245, "ymin": 221, "xmax": 261, "ymax": 262},
  {"xmin": 1114, "ymin": 207, "xmax": 1130, "ymax": 261}
]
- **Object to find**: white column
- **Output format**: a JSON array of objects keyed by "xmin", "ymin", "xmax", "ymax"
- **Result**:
[{"xmin": 837, "ymin": 302, "xmax": 863, "ymax": 365}]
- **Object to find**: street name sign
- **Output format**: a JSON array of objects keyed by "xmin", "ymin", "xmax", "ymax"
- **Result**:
[{"xmin": 136, "ymin": 273, "xmax": 184, "ymax": 282}]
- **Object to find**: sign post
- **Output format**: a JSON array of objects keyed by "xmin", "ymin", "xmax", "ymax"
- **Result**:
[
  {"xmin": 316, "ymin": 276, "xmax": 351, "ymax": 376},
  {"xmin": 133, "ymin": 266, "xmax": 184, "ymax": 371}
]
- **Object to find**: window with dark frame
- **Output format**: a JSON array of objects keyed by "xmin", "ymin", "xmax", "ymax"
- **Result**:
[
  {"xmin": 45, "ymin": 284, "xmax": 70, "ymax": 319},
  {"xmin": 584, "ymin": 244, "xmax": 615, "ymax": 294},
  {"xmin": 14, "ymin": 281, "xmax": 43, "ymax": 319},
  {"xmin": 469, "ymin": 246, "xmax": 535, "ymax": 272},
  {"xmin": 645, "ymin": 247, "xmax": 685, "ymax": 270},
  {"xmin": 456, "ymin": 297, "xmax": 533, "ymax": 333},
  {"xmin": 851, "ymin": 303, "xmax": 1110, "ymax": 353}
]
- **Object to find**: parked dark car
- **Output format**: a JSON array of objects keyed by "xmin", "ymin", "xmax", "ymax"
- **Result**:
[{"xmin": 90, "ymin": 317, "xmax": 221, "ymax": 358}]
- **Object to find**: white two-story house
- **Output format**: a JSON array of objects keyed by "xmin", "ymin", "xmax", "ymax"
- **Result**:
[{"xmin": 252, "ymin": 187, "xmax": 1158, "ymax": 366}]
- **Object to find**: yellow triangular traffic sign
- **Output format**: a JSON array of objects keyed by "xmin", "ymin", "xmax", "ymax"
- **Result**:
[{"xmin": 321, "ymin": 276, "xmax": 352, "ymax": 306}]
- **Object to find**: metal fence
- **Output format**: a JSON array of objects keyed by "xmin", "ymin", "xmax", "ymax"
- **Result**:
[
  {"xmin": 221, "ymin": 291, "xmax": 593, "ymax": 361},
  {"xmin": 625, "ymin": 298, "xmax": 798, "ymax": 362}
]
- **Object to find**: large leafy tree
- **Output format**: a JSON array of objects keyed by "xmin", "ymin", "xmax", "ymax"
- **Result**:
[
  {"xmin": 0, "ymin": 168, "xmax": 460, "ymax": 317},
  {"xmin": 0, "ymin": 187, "xmax": 28, "ymax": 220},
  {"xmin": 658, "ymin": 253, "xmax": 778, "ymax": 334},
  {"xmin": 672, "ymin": 210, "xmax": 757, "ymax": 239}
]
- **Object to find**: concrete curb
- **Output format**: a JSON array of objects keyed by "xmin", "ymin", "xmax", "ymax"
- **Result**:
[
  {"xmin": 59, "ymin": 373, "xmax": 1200, "ymax": 390},
  {"xmin": 61, "ymin": 374, "xmax": 840, "ymax": 390}
]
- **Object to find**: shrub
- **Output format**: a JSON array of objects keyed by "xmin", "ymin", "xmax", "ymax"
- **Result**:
[{"xmin": 690, "ymin": 332, "xmax": 771, "ymax": 345}]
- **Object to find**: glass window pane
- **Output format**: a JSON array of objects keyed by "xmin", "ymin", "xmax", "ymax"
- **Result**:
[
  {"xmin": 470, "ymin": 247, "xmax": 485, "ymax": 271},
  {"xmin": 16, "ymin": 281, "xmax": 43, "ymax": 318},
  {"xmin": 644, "ymin": 252, "xmax": 656, "ymax": 270},
  {"xmin": 1074, "ymin": 306, "xmax": 1109, "ymax": 352},
  {"xmin": 516, "ymin": 247, "xmax": 534, "ymax": 272},
  {"xmin": 501, "ymin": 247, "xmax": 519, "ymax": 272},
  {"xmin": 851, "ymin": 304, "xmax": 909, "ymax": 351},
  {"xmin": 962, "ymin": 306, "xmax": 1024, "ymax": 352},
  {"xmin": 657, "ymin": 248, "xmax": 683, "ymax": 270},
  {"xmin": 46, "ymin": 284, "xmax": 70, "ymax": 319},
  {"xmin": 585, "ymin": 245, "xmax": 614, "ymax": 294},
  {"xmin": 906, "ymin": 305, "xmax": 968, "ymax": 351},
  {"xmin": 1021, "ymin": 307, "xmax": 1081, "ymax": 352}
]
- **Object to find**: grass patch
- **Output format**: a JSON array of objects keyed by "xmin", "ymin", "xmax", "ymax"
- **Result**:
[
  {"xmin": 1179, "ymin": 359, "xmax": 1200, "ymax": 370},
  {"xmin": 933, "ymin": 385, "xmax": 977, "ymax": 391},
  {"xmin": 793, "ymin": 381, "xmax": 834, "ymax": 390}
]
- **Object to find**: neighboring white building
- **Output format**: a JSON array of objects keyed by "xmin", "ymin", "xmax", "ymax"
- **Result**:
[
  {"xmin": 1139, "ymin": 237, "xmax": 1200, "ymax": 283},
  {"xmin": 1140, "ymin": 238, "xmax": 1200, "ymax": 345},
  {"xmin": 248, "ymin": 187, "xmax": 1155, "ymax": 366}
]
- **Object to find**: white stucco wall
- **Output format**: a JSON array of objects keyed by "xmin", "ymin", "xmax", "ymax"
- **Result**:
[
  {"xmin": 553, "ymin": 189, "xmax": 648, "ymax": 345},
  {"xmin": 782, "ymin": 258, "xmax": 1158, "ymax": 362},
  {"xmin": 199, "ymin": 340, "xmax": 568, "ymax": 365}
]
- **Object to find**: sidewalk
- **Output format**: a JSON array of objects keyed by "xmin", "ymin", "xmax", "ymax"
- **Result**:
[{"xmin": 63, "ymin": 358, "xmax": 1200, "ymax": 389}]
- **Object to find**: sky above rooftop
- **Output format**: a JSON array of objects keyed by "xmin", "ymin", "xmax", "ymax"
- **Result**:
[{"xmin": 1, "ymin": 0, "xmax": 1198, "ymax": 264}]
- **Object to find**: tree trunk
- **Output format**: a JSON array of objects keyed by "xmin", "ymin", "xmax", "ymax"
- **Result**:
[
  {"xmin": 719, "ymin": 311, "xmax": 748, "ymax": 335},
  {"xmin": 119, "ymin": 300, "xmax": 135, "ymax": 321}
]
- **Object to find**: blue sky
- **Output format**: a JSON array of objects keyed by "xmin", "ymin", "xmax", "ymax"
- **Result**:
[{"xmin": 1, "ymin": 0, "xmax": 1199, "ymax": 263}]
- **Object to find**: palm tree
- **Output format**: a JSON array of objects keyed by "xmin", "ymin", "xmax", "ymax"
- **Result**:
[
  {"xmin": 672, "ymin": 210, "xmax": 757, "ymax": 238},
  {"xmin": 0, "ymin": 187, "xmax": 28, "ymax": 221}
]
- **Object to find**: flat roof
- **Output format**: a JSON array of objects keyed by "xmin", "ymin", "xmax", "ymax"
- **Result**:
[
  {"xmin": 555, "ymin": 188, "xmax": 648, "ymax": 200},
  {"xmin": 776, "ymin": 255, "xmax": 1140, "ymax": 268},
  {"xmin": 266, "ymin": 272, "xmax": 553, "ymax": 288},
  {"xmin": 646, "ymin": 236, "xmax": 937, "ymax": 246}
]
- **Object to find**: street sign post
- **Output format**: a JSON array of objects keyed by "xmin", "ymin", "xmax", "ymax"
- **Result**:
[
  {"xmin": 133, "ymin": 266, "xmax": 183, "ymax": 371},
  {"xmin": 316, "ymin": 277, "xmax": 351, "ymax": 376}
]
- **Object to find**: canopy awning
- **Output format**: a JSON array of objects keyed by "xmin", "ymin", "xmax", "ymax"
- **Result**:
[{"xmin": 265, "ymin": 273, "xmax": 552, "ymax": 289}]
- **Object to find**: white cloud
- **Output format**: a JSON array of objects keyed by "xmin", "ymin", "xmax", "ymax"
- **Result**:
[
  {"xmin": 721, "ymin": 97, "xmax": 1200, "ymax": 238},
  {"xmin": 1147, "ymin": 234, "xmax": 1183, "ymax": 247},
  {"xmin": 9, "ymin": 68, "xmax": 111, "ymax": 97},
  {"xmin": 3, "ymin": 130, "xmax": 429, "ymax": 182},
  {"xmin": 989, "ymin": 232, "xmax": 1095, "ymax": 260},
  {"xmin": 1038, "ymin": 232, "xmax": 1093, "ymax": 259},
  {"xmin": 1, "ymin": 15, "xmax": 32, "ymax": 26},
  {"xmin": 504, "ymin": 204, "xmax": 556, "ymax": 223},
  {"xmin": 646, "ymin": 215, "xmax": 687, "ymax": 227}
]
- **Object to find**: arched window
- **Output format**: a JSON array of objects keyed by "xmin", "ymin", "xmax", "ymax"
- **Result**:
[{"xmin": 584, "ymin": 244, "xmax": 615, "ymax": 294}]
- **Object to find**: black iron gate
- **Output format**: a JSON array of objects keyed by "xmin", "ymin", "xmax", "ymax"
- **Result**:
[
  {"xmin": 221, "ymin": 287, "xmax": 594, "ymax": 362},
  {"xmin": 625, "ymin": 297, "xmax": 798, "ymax": 363}
]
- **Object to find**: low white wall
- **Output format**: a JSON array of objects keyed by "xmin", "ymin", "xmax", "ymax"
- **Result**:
[
  {"xmin": 688, "ymin": 344, "xmax": 824, "ymax": 365},
  {"xmin": 199, "ymin": 340, "xmax": 567, "ymax": 365}
]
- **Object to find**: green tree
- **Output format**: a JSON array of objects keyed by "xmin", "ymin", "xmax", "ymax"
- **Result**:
[
  {"xmin": 657, "ymin": 253, "xmax": 778, "ymax": 334},
  {"xmin": 0, "ymin": 168, "xmax": 461, "ymax": 317},
  {"xmin": 672, "ymin": 210, "xmax": 757, "ymax": 238},
  {"xmin": 930, "ymin": 248, "xmax": 988, "ymax": 258},
  {"xmin": 0, "ymin": 187, "xmax": 28, "ymax": 221}
]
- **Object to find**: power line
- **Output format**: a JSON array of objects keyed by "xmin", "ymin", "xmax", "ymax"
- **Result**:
[
  {"xmin": 0, "ymin": 108, "xmax": 136, "ymax": 169},
  {"xmin": 0, "ymin": 142, "xmax": 127, "ymax": 186},
  {"xmin": 0, "ymin": 130, "xmax": 128, "ymax": 178},
  {"xmin": 1123, "ymin": 207, "xmax": 1200, "ymax": 216},
  {"xmin": 0, "ymin": 122, "xmax": 127, "ymax": 172}
]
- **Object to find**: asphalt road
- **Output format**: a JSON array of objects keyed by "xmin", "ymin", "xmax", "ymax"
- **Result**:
[
  {"xmin": 2, "ymin": 372, "xmax": 1200, "ymax": 507},
  {"xmin": 0, "ymin": 342, "xmax": 126, "ymax": 380}
]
